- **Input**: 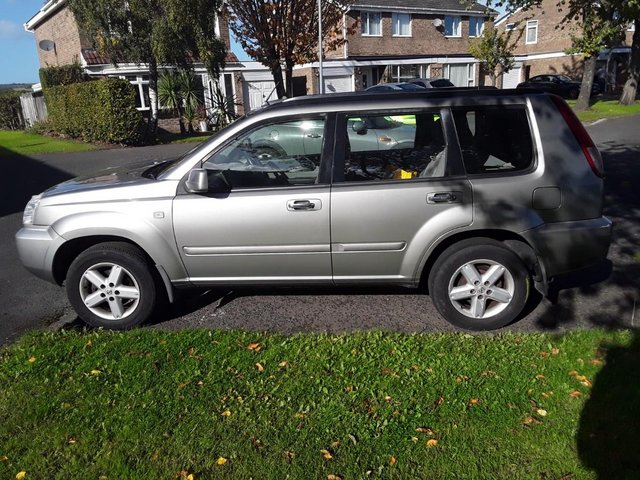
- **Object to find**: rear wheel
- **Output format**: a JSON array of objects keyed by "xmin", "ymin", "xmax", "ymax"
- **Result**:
[
  {"xmin": 428, "ymin": 240, "xmax": 530, "ymax": 330},
  {"xmin": 66, "ymin": 242, "xmax": 157, "ymax": 329}
]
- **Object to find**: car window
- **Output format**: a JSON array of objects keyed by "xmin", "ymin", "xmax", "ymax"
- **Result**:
[
  {"xmin": 337, "ymin": 110, "xmax": 447, "ymax": 182},
  {"xmin": 452, "ymin": 106, "xmax": 534, "ymax": 175},
  {"xmin": 203, "ymin": 118, "xmax": 324, "ymax": 189},
  {"xmin": 431, "ymin": 79, "xmax": 454, "ymax": 88}
]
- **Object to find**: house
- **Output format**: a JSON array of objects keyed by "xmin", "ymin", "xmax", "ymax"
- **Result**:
[
  {"xmin": 495, "ymin": 0, "xmax": 635, "ymax": 91},
  {"xmin": 24, "ymin": 0, "xmax": 241, "ymax": 129}
]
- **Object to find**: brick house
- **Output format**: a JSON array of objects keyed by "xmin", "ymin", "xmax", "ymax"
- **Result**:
[
  {"xmin": 495, "ymin": 0, "xmax": 635, "ymax": 91},
  {"xmin": 24, "ymin": 0, "xmax": 241, "ymax": 130}
]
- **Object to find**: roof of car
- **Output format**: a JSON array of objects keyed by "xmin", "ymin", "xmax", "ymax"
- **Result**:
[{"xmin": 251, "ymin": 87, "xmax": 532, "ymax": 115}]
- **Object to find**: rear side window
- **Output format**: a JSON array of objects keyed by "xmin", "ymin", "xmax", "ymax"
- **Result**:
[{"xmin": 451, "ymin": 106, "xmax": 534, "ymax": 175}]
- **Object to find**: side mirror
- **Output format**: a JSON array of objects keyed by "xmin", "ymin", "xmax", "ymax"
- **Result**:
[
  {"xmin": 185, "ymin": 168, "xmax": 208, "ymax": 194},
  {"xmin": 352, "ymin": 121, "xmax": 367, "ymax": 135}
]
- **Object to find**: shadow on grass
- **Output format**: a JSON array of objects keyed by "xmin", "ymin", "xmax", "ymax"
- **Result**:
[
  {"xmin": 0, "ymin": 144, "xmax": 72, "ymax": 217},
  {"xmin": 577, "ymin": 331, "xmax": 640, "ymax": 479}
]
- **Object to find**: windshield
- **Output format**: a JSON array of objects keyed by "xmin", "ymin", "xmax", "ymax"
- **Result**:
[
  {"xmin": 557, "ymin": 75, "xmax": 573, "ymax": 82},
  {"xmin": 397, "ymin": 83, "xmax": 424, "ymax": 90}
]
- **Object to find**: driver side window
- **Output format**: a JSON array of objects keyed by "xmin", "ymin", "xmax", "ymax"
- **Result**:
[{"xmin": 204, "ymin": 118, "xmax": 325, "ymax": 189}]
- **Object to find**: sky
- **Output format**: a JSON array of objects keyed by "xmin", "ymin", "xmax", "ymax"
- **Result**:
[{"xmin": 0, "ymin": 0, "xmax": 500, "ymax": 85}]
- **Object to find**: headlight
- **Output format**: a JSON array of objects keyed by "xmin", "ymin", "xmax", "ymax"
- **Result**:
[{"xmin": 23, "ymin": 194, "xmax": 42, "ymax": 226}]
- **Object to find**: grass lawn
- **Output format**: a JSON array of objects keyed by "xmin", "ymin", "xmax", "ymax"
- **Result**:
[
  {"xmin": 569, "ymin": 99, "xmax": 640, "ymax": 123},
  {"xmin": 0, "ymin": 130, "xmax": 95, "ymax": 156},
  {"xmin": 1, "ymin": 329, "xmax": 638, "ymax": 479},
  {"xmin": 157, "ymin": 131, "xmax": 214, "ymax": 145}
]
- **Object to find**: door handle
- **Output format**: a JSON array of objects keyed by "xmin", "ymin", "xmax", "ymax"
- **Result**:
[
  {"xmin": 306, "ymin": 133, "xmax": 322, "ymax": 139},
  {"xmin": 287, "ymin": 199, "xmax": 321, "ymax": 211},
  {"xmin": 427, "ymin": 192, "xmax": 457, "ymax": 204}
]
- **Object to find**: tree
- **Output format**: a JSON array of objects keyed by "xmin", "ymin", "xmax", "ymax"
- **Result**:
[
  {"xmin": 226, "ymin": 0, "xmax": 355, "ymax": 99},
  {"xmin": 66, "ymin": 0, "xmax": 227, "ymax": 135},
  {"xmin": 157, "ymin": 71, "xmax": 203, "ymax": 134},
  {"xmin": 469, "ymin": 26, "xmax": 515, "ymax": 87},
  {"xmin": 616, "ymin": 0, "xmax": 640, "ymax": 105}
]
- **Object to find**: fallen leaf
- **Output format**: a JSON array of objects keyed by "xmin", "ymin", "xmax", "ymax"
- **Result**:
[
  {"xmin": 535, "ymin": 374, "xmax": 545, "ymax": 379},
  {"xmin": 569, "ymin": 370, "xmax": 579, "ymax": 377},
  {"xmin": 255, "ymin": 363, "xmax": 264, "ymax": 372},
  {"xmin": 327, "ymin": 475, "xmax": 343, "ymax": 480},
  {"xmin": 411, "ymin": 436, "xmax": 419, "ymax": 443},
  {"xmin": 426, "ymin": 439, "xmax": 438, "ymax": 448},
  {"xmin": 569, "ymin": 390, "xmax": 582, "ymax": 398},
  {"xmin": 216, "ymin": 456, "xmax": 227, "ymax": 465},
  {"xmin": 321, "ymin": 449, "xmax": 333, "ymax": 460},
  {"xmin": 16, "ymin": 473, "xmax": 26, "ymax": 480},
  {"xmin": 527, "ymin": 388, "xmax": 534, "ymax": 394},
  {"xmin": 539, "ymin": 351, "xmax": 550, "ymax": 358},
  {"xmin": 331, "ymin": 441, "xmax": 341, "ymax": 449},
  {"xmin": 284, "ymin": 450, "xmax": 295, "ymax": 460},
  {"xmin": 415, "ymin": 427, "xmax": 435, "ymax": 436},
  {"xmin": 590, "ymin": 359, "xmax": 603, "ymax": 366},
  {"xmin": 278, "ymin": 361, "xmax": 288, "ymax": 368},
  {"xmin": 90, "ymin": 369, "xmax": 102, "ymax": 375},
  {"xmin": 522, "ymin": 416, "xmax": 540, "ymax": 425},
  {"xmin": 28, "ymin": 357, "xmax": 36, "ymax": 363},
  {"xmin": 197, "ymin": 381, "xmax": 204, "ymax": 386},
  {"xmin": 456, "ymin": 375, "xmax": 469, "ymax": 383},
  {"xmin": 433, "ymin": 396, "xmax": 445, "ymax": 408},
  {"xmin": 551, "ymin": 348, "xmax": 560, "ymax": 355},
  {"xmin": 468, "ymin": 398, "xmax": 480, "ymax": 406},
  {"xmin": 67, "ymin": 438, "xmax": 77, "ymax": 444},
  {"xmin": 389, "ymin": 455, "xmax": 396, "ymax": 465},
  {"xmin": 0, "ymin": 455, "xmax": 8, "ymax": 461},
  {"xmin": 481, "ymin": 370, "xmax": 496, "ymax": 376},
  {"xmin": 580, "ymin": 379, "xmax": 593, "ymax": 388},
  {"xmin": 536, "ymin": 409, "xmax": 548, "ymax": 417},
  {"xmin": 384, "ymin": 395, "xmax": 392, "ymax": 402},
  {"xmin": 246, "ymin": 342, "xmax": 261, "ymax": 352},
  {"xmin": 348, "ymin": 434, "xmax": 357, "ymax": 445},
  {"xmin": 220, "ymin": 410, "xmax": 231, "ymax": 417},
  {"xmin": 187, "ymin": 475, "xmax": 195, "ymax": 480}
]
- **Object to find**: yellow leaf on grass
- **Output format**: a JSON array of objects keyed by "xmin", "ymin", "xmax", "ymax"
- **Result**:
[
  {"xmin": 28, "ymin": 357, "xmax": 36, "ymax": 363},
  {"xmin": 551, "ymin": 348, "xmax": 560, "ymax": 355},
  {"xmin": 426, "ymin": 439, "xmax": 438, "ymax": 448},
  {"xmin": 220, "ymin": 410, "xmax": 231, "ymax": 417},
  {"xmin": 278, "ymin": 361, "xmax": 288, "ymax": 368},
  {"xmin": 90, "ymin": 369, "xmax": 102, "ymax": 376},
  {"xmin": 321, "ymin": 449, "xmax": 333, "ymax": 460},
  {"xmin": 468, "ymin": 398, "xmax": 480, "ymax": 406},
  {"xmin": 186, "ymin": 475, "xmax": 195, "ymax": 480},
  {"xmin": 255, "ymin": 363, "xmax": 264, "ymax": 372},
  {"xmin": 535, "ymin": 374, "xmax": 545, "ymax": 379},
  {"xmin": 389, "ymin": 455, "xmax": 396, "ymax": 465},
  {"xmin": 522, "ymin": 416, "xmax": 539, "ymax": 425},
  {"xmin": 590, "ymin": 359, "xmax": 603, "ymax": 366},
  {"xmin": 327, "ymin": 475, "xmax": 343, "ymax": 480},
  {"xmin": 16, "ymin": 472, "xmax": 27, "ymax": 480},
  {"xmin": 569, "ymin": 390, "xmax": 582, "ymax": 398},
  {"xmin": 0, "ymin": 455, "xmax": 8, "ymax": 461},
  {"xmin": 536, "ymin": 409, "xmax": 548, "ymax": 417},
  {"xmin": 216, "ymin": 456, "xmax": 227, "ymax": 465},
  {"xmin": 246, "ymin": 342, "xmax": 261, "ymax": 352},
  {"xmin": 415, "ymin": 427, "xmax": 435, "ymax": 436}
]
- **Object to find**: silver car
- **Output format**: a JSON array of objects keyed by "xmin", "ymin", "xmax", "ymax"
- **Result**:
[{"xmin": 16, "ymin": 90, "xmax": 612, "ymax": 331}]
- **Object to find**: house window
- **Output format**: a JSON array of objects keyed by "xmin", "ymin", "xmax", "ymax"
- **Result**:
[
  {"xmin": 120, "ymin": 75, "xmax": 150, "ymax": 111},
  {"xmin": 469, "ymin": 17, "xmax": 484, "ymax": 37},
  {"xmin": 392, "ymin": 13, "xmax": 411, "ymax": 36},
  {"xmin": 444, "ymin": 15, "xmax": 461, "ymax": 37},
  {"xmin": 526, "ymin": 20, "xmax": 538, "ymax": 44},
  {"xmin": 385, "ymin": 64, "xmax": 429, "ymax": 82},
  {"xmin": 505, "ymin": 22, "xmax": 516, "ymax": 31},
  {"xmin": 361, "ymin": 11, "xmax": 382, "ymax": 36},
  {"xmin": 445, "ymin": 63, "xmax": 475, "ymax": 87}
]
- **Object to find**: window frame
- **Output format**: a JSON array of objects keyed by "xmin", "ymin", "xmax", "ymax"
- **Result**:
[
  {"xmin": 361, "ymin": 11, "xmax": 383, "ymax": 37},
  {"xmin": 444, "ymin": 15, "xmax": 462, "ymax": 38},
  {"xmin": 526, "ymin": 20, "xmax": 538, "ymax": 44},
  {"xmin": 331, "ymin": 108, "xmax": 466, "ymax": 186},
  {"xmin": 469, "ymin": 17, "xmax": 484, "ymax": 37},
  {"xmin": 392, "ymin": 12, "xmax": 412, "ymax": 37},
  {"xmin": 505, "ymin": 22, "xmax": 516, "ymax": 32}
]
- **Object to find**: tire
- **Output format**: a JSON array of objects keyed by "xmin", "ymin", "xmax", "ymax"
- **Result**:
[
  {"xmin": 66, "ymin": 242, "xmax": 158, "ymax": 330},
  {"xmin": 428, "ymin": 239, "xmax": 530, "ymax": 331}
]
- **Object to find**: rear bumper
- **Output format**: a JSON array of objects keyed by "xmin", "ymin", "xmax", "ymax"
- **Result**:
[
  {"xmin": 521, "ymin": 216, "xmax": 612, "ymax": 279},
  {"xmin": 15, "ymin": 226, "xmax": 64, "ymax": 284}
]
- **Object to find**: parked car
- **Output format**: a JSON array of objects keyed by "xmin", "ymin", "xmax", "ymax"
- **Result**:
[
  {"xmin": 409, "ymin": 78, "xmax": 455, "ymax": 88},
  {"xmin": 516, "ymin": 74, "xmax": 600, "ymax": 99},
  {"xmin": 365, "ymin": 82, "xmax": 425, "ymax": 92},
  {"xmin": 16, "ymin": 89, "xmax": 612, "ymax": 331}
]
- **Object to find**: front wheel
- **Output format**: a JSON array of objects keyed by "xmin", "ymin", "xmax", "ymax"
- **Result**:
[
  {"xmin": 66, "ymin": 242, "xmax": 158, "ymax": 329},
  {"xmin": 428, "ymin": 240, "xmax": 530, "ymax": 330}
]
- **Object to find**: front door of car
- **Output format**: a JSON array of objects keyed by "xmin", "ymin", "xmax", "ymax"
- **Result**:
[
  {"xmin": 173, "ymin": 116, "xmax": 334, "ymax": 286},
  {"xmin": 330, "ymin": 109, "xmax": 473, "ymax": 284}
]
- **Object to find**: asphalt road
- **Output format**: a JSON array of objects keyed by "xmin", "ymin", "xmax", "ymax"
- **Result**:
[{"xmin": 1, "ymin": 117, "xmax": 638, "ymax": 344}]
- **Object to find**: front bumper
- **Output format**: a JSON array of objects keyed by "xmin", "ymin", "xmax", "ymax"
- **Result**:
[
  {"xmin": 521, "ymin": 216, "xmax": 613, "ymax": 279},
  {"xmin": 15, "ymin": 226, "xmax": 65, "ymax": 284}
]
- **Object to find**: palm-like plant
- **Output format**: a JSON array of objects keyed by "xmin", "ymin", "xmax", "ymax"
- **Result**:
[{"xmin": 157, "ymin": 72, "xmax": 186, "ymax": 133}]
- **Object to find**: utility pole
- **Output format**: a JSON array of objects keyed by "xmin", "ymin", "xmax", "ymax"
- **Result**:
[{"xmin": 318, "ymin": 0, "xmax": 324, "ymax": 94}]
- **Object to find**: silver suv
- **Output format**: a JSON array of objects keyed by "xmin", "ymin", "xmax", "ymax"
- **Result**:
[{"xmin": 16, "ymin": 90, "xmax": 612, "ymax": 331}]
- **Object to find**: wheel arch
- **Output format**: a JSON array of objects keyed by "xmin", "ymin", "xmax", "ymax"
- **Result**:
[{"xmin": 419, "ymin": 229, "xmax": 544, "ymax": 292}]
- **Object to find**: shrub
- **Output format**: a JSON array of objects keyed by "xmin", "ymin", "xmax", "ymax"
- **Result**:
[
  {"xmin": 39, "ymin": 63, "xmax": 86, "ymax": 88},
  {"xmin": 45, "ymin": 78, "xmax": 143, "ymax": 144},
  {"xmin": 25, "ymin": 120, "xmax": 54, "ymax": 136},
  {"xmin": 0, "ymin": 91, "xmax": 25, "ymax": 130}
]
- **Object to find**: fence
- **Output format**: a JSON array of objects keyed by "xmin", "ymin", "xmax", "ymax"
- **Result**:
[{"xmin": 19, "ymin": 92, "xmax": 48, "ymax": 127}]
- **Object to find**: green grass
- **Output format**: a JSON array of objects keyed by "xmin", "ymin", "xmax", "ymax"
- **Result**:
[
  {"xmin": 157, "ymin": 131, "xmax": 214, "ymax": 145},
  {"xmin": 1, "ymin": 329, "xmax": 638, "ymax": 479},
  {"xmin": 0, "ymin": 130, "xmax": 95, "ymax": 156},
  {"xmin": 568, "ymin": 99, "xmax": 640, "ymax": 123}
]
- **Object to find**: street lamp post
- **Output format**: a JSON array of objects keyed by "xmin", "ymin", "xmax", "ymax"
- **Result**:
[{"xmin": 318, "ymin": 0, "xmax": 324, "ymax": 94}]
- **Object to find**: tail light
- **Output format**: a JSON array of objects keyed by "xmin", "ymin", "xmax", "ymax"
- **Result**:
[{"xmin": 550, "ymin": 95, "xmax": 604, "ymax": 178}]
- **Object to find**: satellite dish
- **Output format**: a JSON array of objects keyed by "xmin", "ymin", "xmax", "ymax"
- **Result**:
[
  {"xmin": 38, "ymin": 39, "xmax": 56, "ymax": 52},
  {"xmin": 432, "ymin": 18, "xmax": 443, "ymax": 28}
]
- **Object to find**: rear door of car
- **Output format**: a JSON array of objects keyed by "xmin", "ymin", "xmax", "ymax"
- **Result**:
[{"xmin": 329, "ymin": 107, "xmax": 473, "ymax": 285}]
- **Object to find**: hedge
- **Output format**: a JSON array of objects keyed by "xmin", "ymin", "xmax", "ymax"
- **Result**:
[
  {"xmin": 0, "ymin": 91, "xmax": 25, "ymax": 130},
  {"xmin": 39, "ymin": 63, "xmax": 86, "ymax": 88},
  {"xmin": 45, "ymin": 78, "xmax": 143, "ymax": 144}
]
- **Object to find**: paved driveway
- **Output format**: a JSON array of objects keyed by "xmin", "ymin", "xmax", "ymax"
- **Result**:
[{"xmin": 1, "ymin": 117, "xmax": 638, "ymax": 345}]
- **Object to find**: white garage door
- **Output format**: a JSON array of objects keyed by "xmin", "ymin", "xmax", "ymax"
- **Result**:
[
  {"xmin": 323, "ymin": 75, "xmax": 352, "ymax": 93},
  {"xmin": 503, "ymin": 66, "xmax": 522, "ymax": 89},
  {"xmin": 245, "ymin": 80, "xmax": 276, "ymax": 111}
]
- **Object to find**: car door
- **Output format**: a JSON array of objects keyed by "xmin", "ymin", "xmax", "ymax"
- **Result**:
[
  {"xmin": 330, "ymin": 108, "xmax": 473, "ymax": 284},
  {"xmin": 172, "ymin": 116, "xmax": 334, "ymax": 285}
]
